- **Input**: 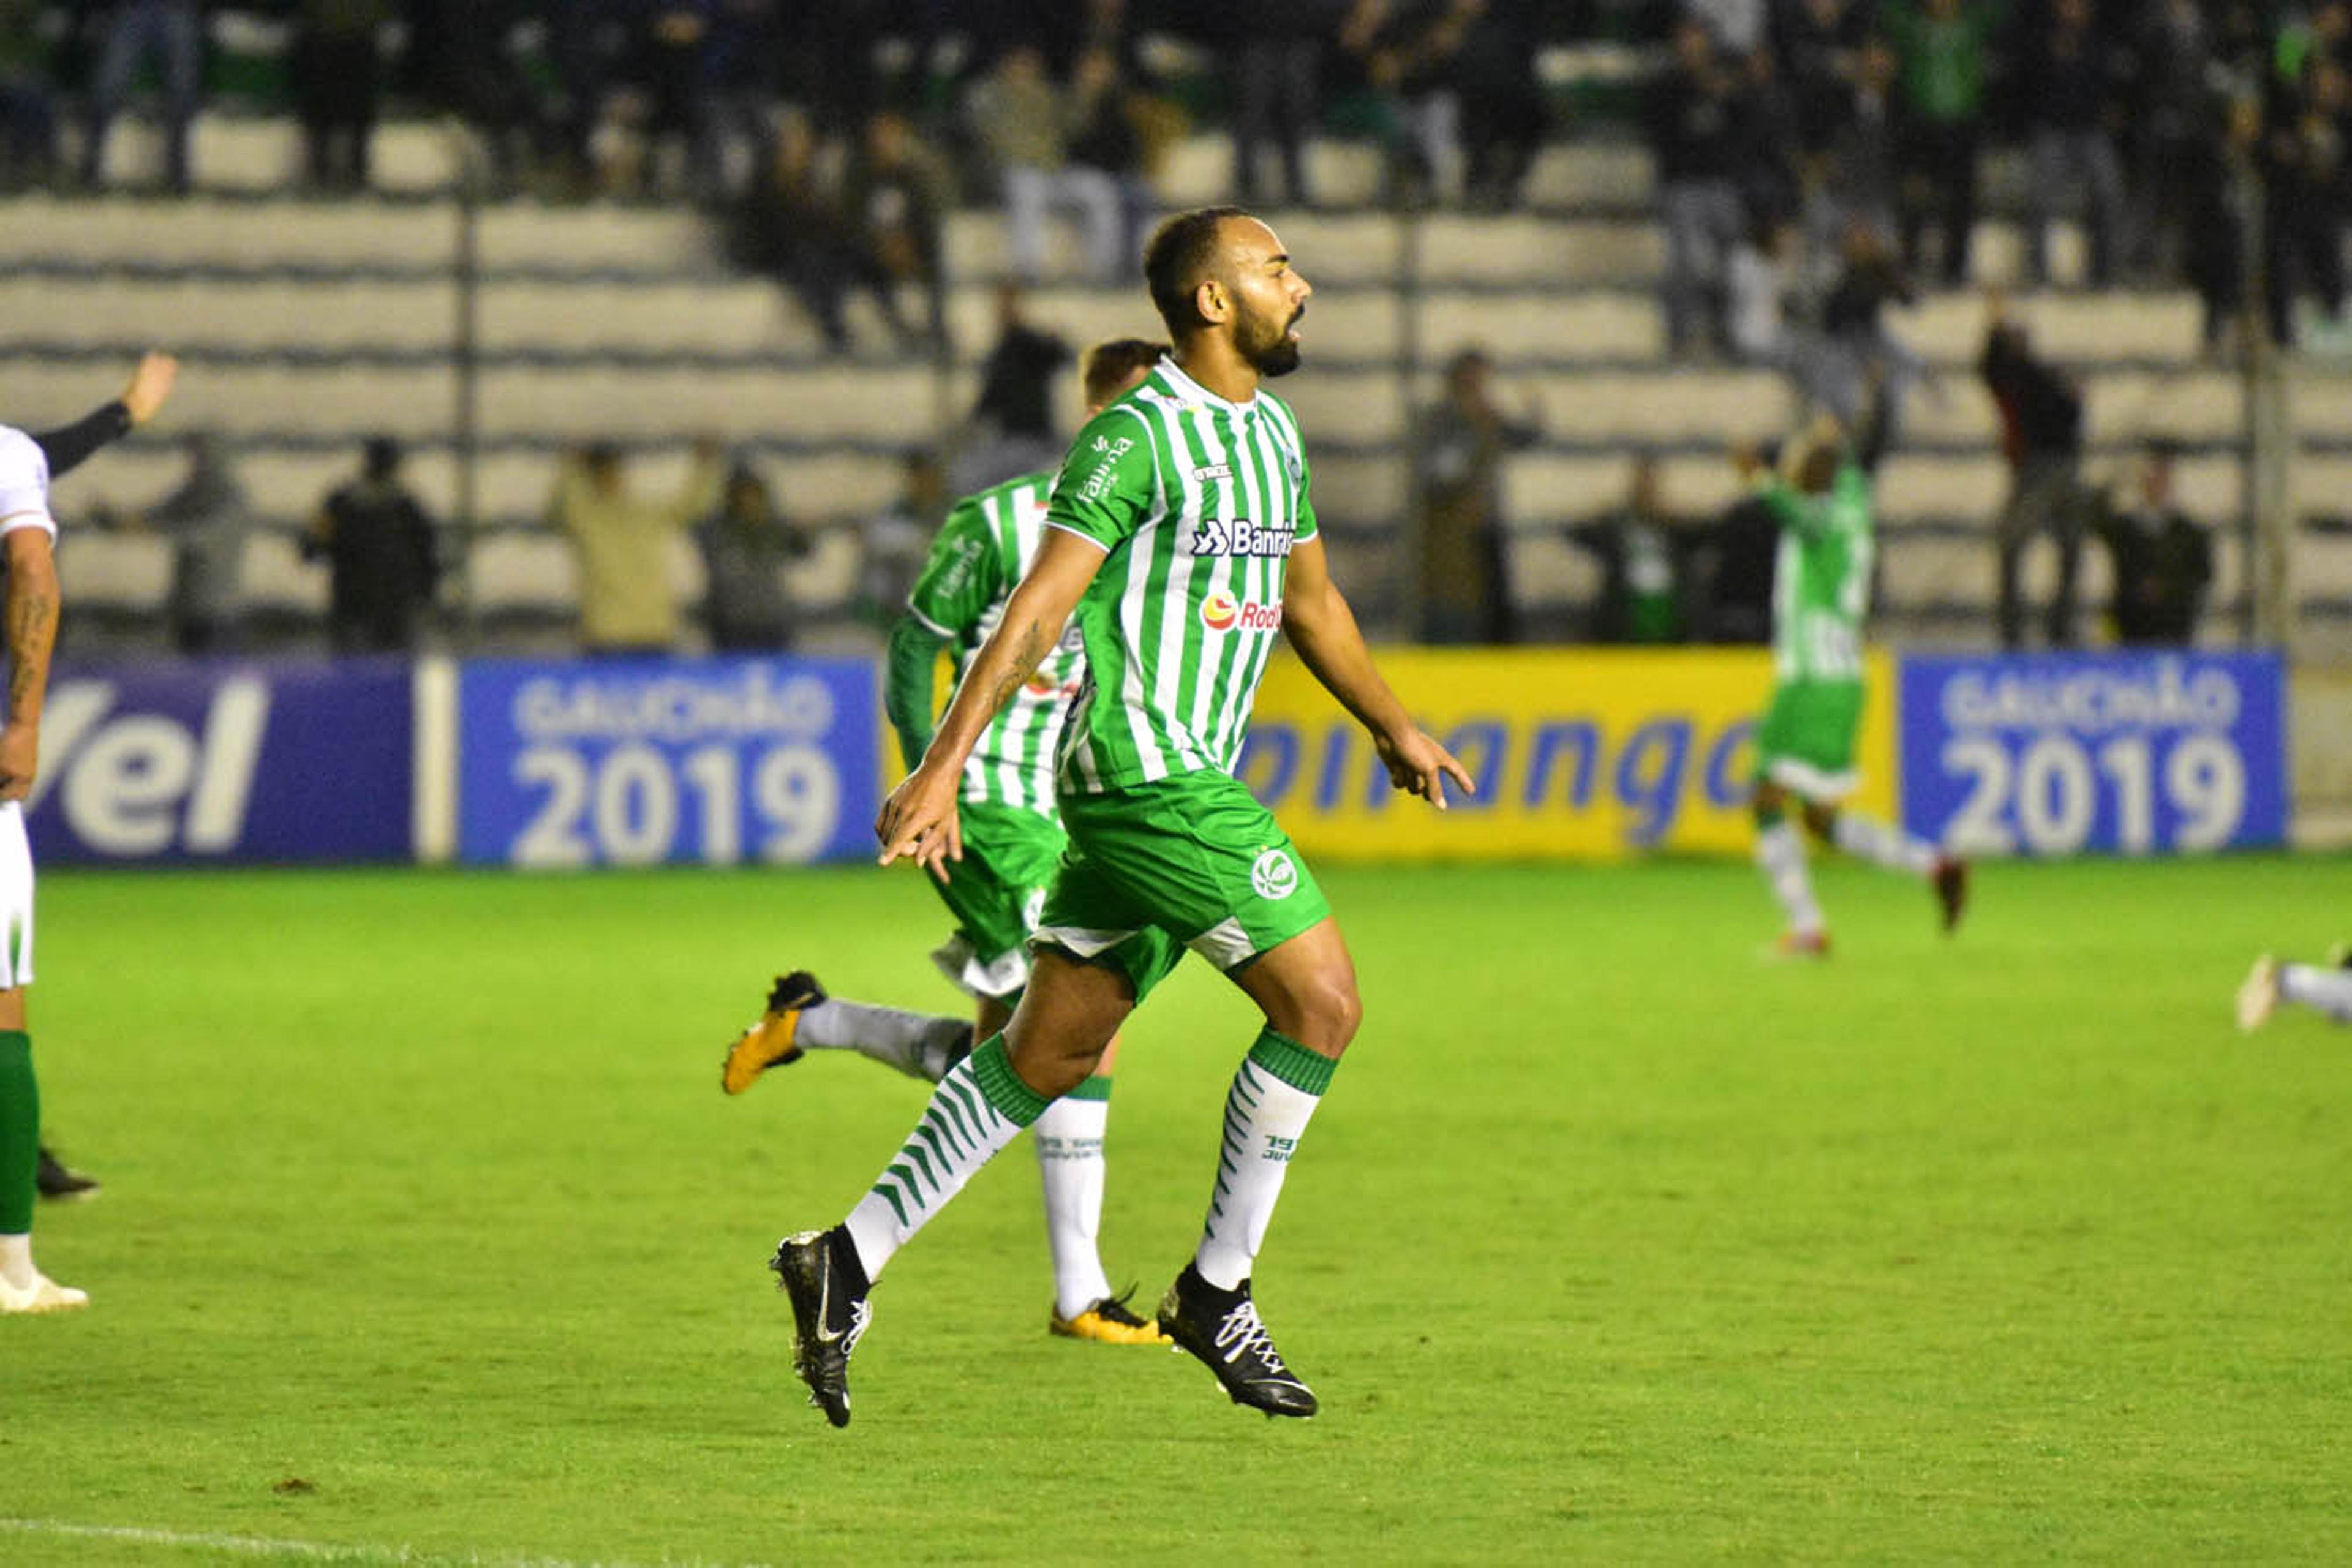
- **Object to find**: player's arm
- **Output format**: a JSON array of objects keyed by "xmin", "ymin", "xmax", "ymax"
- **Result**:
[
  {"xmin": 888, "ymin": 499, "xmax": 1001, "ymax": 769},
  {"xmin": 875, "ymin": 529, "xmax": 1106, "ymax": 871},
  {"xmin": 32, "ymin": 350, "xmax": 177, "ymax": 480},
  {"xmin": 0, "ymin": 528, "xmax": 59, "ymax": 801},
  {"xmin": 1282, "ymin": 533, "xmax": 1473, "ymax": 810}
]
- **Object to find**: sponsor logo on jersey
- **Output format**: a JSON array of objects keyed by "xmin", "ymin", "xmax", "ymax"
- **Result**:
[
  {"xmin": 1181, "ymin": 517, "xmax": 1297, "ymax": 559},
  {"xmin": 1076, "ymin": 433, "xmax": 1134, "ymax": 502},
  {"xmin": 1192, "ymin": 463, "xmax": 1232, "ymax": 483},
  {"xmin": 1199, "ymin": 592, "xmax": 1284, "ymax": 634},
  {"xmin": 1250, "ymin": 846, "xmax": 1298, "ymax": 901}
]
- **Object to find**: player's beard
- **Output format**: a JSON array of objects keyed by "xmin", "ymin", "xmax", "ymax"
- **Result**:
[{"xmin": 1238, "ymin": 298, "xmax": 1304, "ymax": 378}]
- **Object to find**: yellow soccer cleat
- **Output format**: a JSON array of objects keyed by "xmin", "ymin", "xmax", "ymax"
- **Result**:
[
  {"xmin": 1050, "ymin": 1289, "xmax": 1173, "ymax": 1346},
  {"xmin": 720, "ymin": 971, "xmax": 826, "ymax": 1095}
]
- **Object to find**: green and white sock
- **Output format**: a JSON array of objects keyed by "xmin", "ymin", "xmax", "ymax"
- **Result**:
[
  {"xmin": 1831, "ymin": 811, "xmax": 1940, "ymax": 876},
  {"xmin": 798, "ymin": 998, "xmax": 973, "ymax": 1082},
  {"xmin": 1196, "ymin": 1030, "xmax": 1334, "ymax": 1292},
  {"xmin": 1035, "ymin": 1077, "xmax": 1114, "ymax": 1319},
  {"xmin": 1755, "ymin": 821, "xmax": 1824, "ymax": 936},
  {"xmin": 842, "ymin": 1035, "xmax": 1049, "ymax": 1281},
  {"xmin": 1, "ymin": 1030, "xmax": 39, "ymax": 1283}
]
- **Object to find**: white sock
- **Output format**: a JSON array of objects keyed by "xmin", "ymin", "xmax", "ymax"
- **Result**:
[
  {"xmin": 1034, "ymin": 1087, "xmax": 1114, "ymax": 1319},
  {"xmin": 1755, "ymin": 821, "xmax": 1824, "ymax": 936},
  {"xmin": 797, "ymin": 998, "xmax": 972, "ymax": 1082},
  {"xmin": 2280, "ymin": 964, "xmax": 2352, "ymax": 1022},
  {"xmin": 840, "ymin": 1036, "xmax": 1047, "ymax": 1282},
  {"xmin": 1195, "ymin": 1032, "xmax": 1333, "ymax": 1292},
  {"xmin": 0, "ymin": 1232, "xmax": 34, "ymax": 1291},
  {"xmin": 1831, "ymin": 811, "xmax": 1940, "ymax": 875}
]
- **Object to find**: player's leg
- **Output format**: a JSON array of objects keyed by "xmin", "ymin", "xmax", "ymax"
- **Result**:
[
  {"xmin": 1035, "ymin": 1025, "xmax": 1162, "ymax": 1344},
  {"xmin": 1752, "ymin": 775, "xmax": 1828, "ymax": 955},
  {"xmin": 0, "ymin": 802, "xmax": 80, "ymax": 1314},
  {"xmin": 2239, "ymin": 955, "xmax": 2352, "ymax": 1030},
  {"xmin": 1801, "ymin": 796, "xmax": 1970, "ymax": 933}
]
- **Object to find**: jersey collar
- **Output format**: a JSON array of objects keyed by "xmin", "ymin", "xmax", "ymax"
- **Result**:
[{"xmin": 1155, "ymin": 355, "xmax": 1257, "ymax": 418}]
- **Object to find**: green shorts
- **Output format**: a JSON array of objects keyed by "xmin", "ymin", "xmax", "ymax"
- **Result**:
[
  {"xmin": 1035, "ymin": 770, "xmax": 1331, "ymax": 1005},
  {"xmin": 927, "ymin": 800, "xmax": 1066, "ymax": 1000},
  {"xmin": 1753, "ymin": 678, "xmax": 1865, "ymax": 801}
]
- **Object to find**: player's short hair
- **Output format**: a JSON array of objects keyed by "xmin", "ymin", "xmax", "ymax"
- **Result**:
[
  {"xmin": 1144, "ymin": 206, "xmax": 1250, "ymax": 336},
  {"xmin": 1793, "ymin": 440, "xmax": 1840, "ymax": 494},
  {"xmin": 1082, "ymin": 338, "xmax": 1168, "ymax": 406}
]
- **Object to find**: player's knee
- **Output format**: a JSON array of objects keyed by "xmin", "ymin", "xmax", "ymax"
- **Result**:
[{"xmin": 1284, "ymin": 968, "xmax": 1362, "ymax": 1054}]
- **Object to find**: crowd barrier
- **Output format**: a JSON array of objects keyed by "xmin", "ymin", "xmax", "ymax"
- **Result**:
[{"xmin": 24, "ymin": 647, "xmax": 2290, "ymax": 867}]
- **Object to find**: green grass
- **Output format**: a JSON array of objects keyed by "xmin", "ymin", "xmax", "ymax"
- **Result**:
[{"xmin": 7, "ymin": 856, "xmax": 2352, "ymax": 1564}]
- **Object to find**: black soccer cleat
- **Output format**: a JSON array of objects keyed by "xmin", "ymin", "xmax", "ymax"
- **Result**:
[
  {"xmin": 36, "ymin": 1147, "xmax": 99, "ymax": 1201},
  {"xmin": 770, "ymin": 1225, "xmax": 870, "ymax": 1429},
  {"xmin": 1159, "ymin": 1263, "xmax": 1317, "ymax": 1419},
  {"xmin": 1932, "ymin": 854, "xmax": 1969, "ymax": 934}
]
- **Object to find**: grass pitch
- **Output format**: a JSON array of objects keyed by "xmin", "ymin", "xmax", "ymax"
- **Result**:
[{"xmin": 7, "ymin": 855, "xmax": 2351, "ymax": 1564}]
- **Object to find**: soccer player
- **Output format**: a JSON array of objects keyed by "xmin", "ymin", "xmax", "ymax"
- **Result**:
[
  {"xmin": 1, "ymin": 350, "xmax": 178, "ymax": 1314},
  {"xmin": 765, "ymin": 206, "xmax": 1472, "ymax": 1428},
  {"xmin": 2237, "ymin": 949, "xmax": 2352, "ymax": 1030},
  {"xmin": 1739, "ymin": 402, "xmax": 1967, "ymax": 956},
  {"xmin": 721, "ymin": 337, "xmax": 1172, "ymax": 1348}
]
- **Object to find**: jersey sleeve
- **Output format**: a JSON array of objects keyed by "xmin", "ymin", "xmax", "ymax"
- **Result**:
[
  {"xmin": 1044, "ymin": 405, "xmax": 1158, "ymax": 551},
  {"xmin": 1755, "ymin": 478, "xmax": 1824, "ymax": 541},
  {"xmin": 903, "ymin": 499, "xmax": 1002, "ymax": 637},
  {"xmin": 0, "ymin": 430, "xmax": 56, "ymax": 540}
]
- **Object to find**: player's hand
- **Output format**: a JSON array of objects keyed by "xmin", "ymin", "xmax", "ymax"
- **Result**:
[
  {"xmin": 122, "ymin": 352, "xmax": 179, "ymax": 426},
  {"xmin": 875, "ymin": 760, "xmax": 963, "ymax": 878},
  {"xmin": 1374, "ymin": 725, "xmax": 1474, "ymax": 812},
  {"xmin": 0, "ymin": 722, "xmax": 39, "ymax": 802}
]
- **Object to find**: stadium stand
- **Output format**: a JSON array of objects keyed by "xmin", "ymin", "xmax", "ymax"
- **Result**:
[{"xmin": 8, "ymin": 110, "xmax": 2352, "ymax": 657}]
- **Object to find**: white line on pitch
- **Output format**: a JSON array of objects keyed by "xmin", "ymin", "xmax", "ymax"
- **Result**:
[{"xmin": 0, "ymin": 1518, "xmax": 742, "ymax": 1567}]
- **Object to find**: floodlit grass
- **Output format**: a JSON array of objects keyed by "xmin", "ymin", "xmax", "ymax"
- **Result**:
[{"xmin": 8, "ymin": 856, "xmax": 2351, "ymax": 1564}]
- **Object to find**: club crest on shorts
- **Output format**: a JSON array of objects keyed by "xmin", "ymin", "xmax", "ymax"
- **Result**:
[{"xmin": 1250, "ymin": 847, "xmax": 1298, "ymax": 901}]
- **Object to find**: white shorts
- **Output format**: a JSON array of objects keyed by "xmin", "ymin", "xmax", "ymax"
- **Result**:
[{"xmin": 0, "ymin": 801, "xmax": 32, "ymax": 990}]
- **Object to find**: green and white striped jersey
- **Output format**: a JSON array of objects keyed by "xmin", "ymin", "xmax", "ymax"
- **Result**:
[
  {"xmin": 1043, "ymin": 356, "xmax": 1319, "ymax": 792},
  {"xmin": 905, "ymin": 470, "xmax": 1087, "ymax": 816},
  {"xmin": 1761, "ymin": 463, "xmax": 1874, "ymax": 686}
]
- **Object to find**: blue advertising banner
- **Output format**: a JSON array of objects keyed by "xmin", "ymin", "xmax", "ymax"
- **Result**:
[
  {"xmin": 456, "ymin": 657, "xmax": 880, "ymax": 867},
  {"xmin": 1898, "ymin": 650, "xmax": 2288, "ymax": 856},
  {"xmin": 25, "ymin": 658, "xmax": 415, "ymax": 864}
]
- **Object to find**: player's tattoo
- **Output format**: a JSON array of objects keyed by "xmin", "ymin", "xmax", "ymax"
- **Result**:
[
  {"xmin": 5, "ymin": 584, "xmax": 54, "ymax": 721},
  {"xmin": 985, "ymin": 619, "xmax": 1048, "ymax": 718}
]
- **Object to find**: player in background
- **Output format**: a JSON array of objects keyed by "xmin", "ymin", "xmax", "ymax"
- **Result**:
[
  {"xmin": 1738, "ymin": 383, "xmax": 1967, "ymax": 956},
  {"xmin": 764, "ymin": 207, "xmax": 1472, "ymax": 1429},
  {"xmin": 2237, "ymin": 948, "xmax": 2352, "ymax": 1030},
  {"xmin": 0, "ymin": 350, "xmax": 178, "ymax": 1314},
  {"xmin": 721, "ymin": 337, "xmax": 1172, "ymax": 1348}
]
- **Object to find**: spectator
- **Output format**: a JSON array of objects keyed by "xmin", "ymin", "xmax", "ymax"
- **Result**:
[
  {"xmin": 2259, "ymin": 52, "xmax": 2351, "ymax": 347},
  {"xmin": 2089, "ymin": 442, "xmax": 2212, "ymax": 645},
  {"xmin": 1727, "ymin": 42, "xmax": 1801, "ymax": 228},
  {"xmin": 2124, "ymin": 0, "xmax": 2214, "ymax": 281},
  {"xmin": 1412, "ymin": 348, "xmax": 1540, "ymax": 644},
  {"xmin": 1698, "ymin": 484, "xmax": 1778, "ymax": 644},
  {"xmin": 2016, "ymin": 0, "xmax": 2128, "ymax": 288},
  {"xmin": 696, "ymin": 461, "xmax": 804, "ymax": 652},
  {"xmin": 842, "ymin": 108, "xmax": 951, "ymax": 349},
  {"xmin": 143, "ymin": 433, "xmax": 252, "ymax": 655},
  {"xmin": 1454, "ymin": 0, "xmax": 1549, "ymax": 210},
  {"xmin": 1647, "ymin": 19, "xmax": 1745, "ymax": 358},
  {"xmin": 1779, "ymin": 0, "xmax": 1869, "ymax": 169},
  {"xmin": 1567, "ymin": 454, "xmax": 1692, "ymax": 644},
  {"xmin": 80, "ymin": 0, "xmax": 204, "ymax": 195},
  {"xmin": 0, "ymin": 0, "xmax": 59, "ymax": 190},
  {"xmin": 547, "ymin": 440, "xmax": 724, "ymax": 656},
  {"xmin": 1978, "ymin": 295, "xmax": 2088, "ymax": 649},
  {"xmin": 1809, "ymin": 33, "xmax": 1902, "ymax": 255},
  {"xmin": 1813, "ymin": 219, "xmax": 1932, "ymax": 438},
  {"xmin": 1685, "ymin": 0, "xmax": 1766, "ymax": 56},
  {"xmin": 304, "ymin": 436, "xmax": 440, "ymax": 654},
  {"xmin": 954, "ymin": 284, "xmax": 1072, "ymax": 496},
  {"xmin": 1884, "ymin": 0, "xmax": 2000, "ymax": 285},
  {"xmin": 968, "ymin": 44, "xmax": 1125, "ymax": 284},
  {"xmin": 2186, "ymin": 95, "xmax": 2264, "ymax": 356},
  {"xmin": 729, "ymin": 110, "xmax": 916, "ymax": 355},
  {"xmin": 1228, "ymin": 0, "xmax": 1325, "ymax": 208},
  {"xmin": 859, "ymin": 449, "xmax": 946, "ymax": 630},
  {"xmin": 1066, "ymin": 43, "xmax": 1154, "ymax": 270},
  {"xmin": 292, "ymin": 0, "xmax": 388, "ymax": 194}
]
